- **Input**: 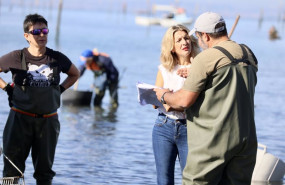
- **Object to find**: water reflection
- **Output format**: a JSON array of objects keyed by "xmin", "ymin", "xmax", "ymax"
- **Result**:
[
  {"xmin": 61, "ymin": 104, "xmax": 118, "ymax": 123},
  {"xmin": 55, "ymin": 105, "xmax": 120, "ymax": 184},
  {"xmin": 251, "ymin": 181, "xmax": 284, "ymax": 185},
  {"xmin": 60, "ymin": 104, "xmax": 118, "ymax": 137},
  {"xmin": 93, "ymin": 106, "xmax": 118, "ymax": 123},
  {"xmin": 91, "ymin": 106, "xmax": 118, "ymax": 136},
  {"xmin": 61, "ymin": 105, "xmax": 91, "ymax": 114}
]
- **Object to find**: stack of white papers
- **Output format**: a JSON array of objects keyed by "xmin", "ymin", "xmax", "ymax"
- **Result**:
[{"xmin": 136, "ymin": 82, "xmax": 163, "ymax": 107}]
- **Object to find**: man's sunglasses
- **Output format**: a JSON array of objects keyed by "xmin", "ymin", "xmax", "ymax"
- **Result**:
[{"xmin": 28, "ymin": 28, "xmax": 49, "ymax": 35}]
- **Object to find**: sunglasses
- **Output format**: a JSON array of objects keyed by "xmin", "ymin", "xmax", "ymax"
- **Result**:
[{"xmin": 28, "ymin": 28, "xmax": 49, "ymax": 35}]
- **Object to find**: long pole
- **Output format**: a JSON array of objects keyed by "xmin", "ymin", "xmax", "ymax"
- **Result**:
[
  {"xmin": 228, "ymin": 15, "xmax": 240, "ymax": 39},
  {"xmin": 55, "ymin": 0, "xmax": 63, "ymax": 48}
]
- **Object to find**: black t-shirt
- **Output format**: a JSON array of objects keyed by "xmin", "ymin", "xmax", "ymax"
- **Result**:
[{"xmin": 0, "ymin": 47, "xmax": 72, "ymax": 86}]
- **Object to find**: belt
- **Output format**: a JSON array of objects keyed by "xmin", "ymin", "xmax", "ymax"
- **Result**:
[
  {"xmin": 11, "ymin": 107, "xmax": 57, "ymax": 118},
  {"xmin": 158, "ymin": 112, "xmax": 186, "ymax": 124}
]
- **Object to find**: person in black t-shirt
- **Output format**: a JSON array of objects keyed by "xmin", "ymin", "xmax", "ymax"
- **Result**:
[{"xmin": 0, "ymin": 13, "xmax": 79, "ymax": 185}]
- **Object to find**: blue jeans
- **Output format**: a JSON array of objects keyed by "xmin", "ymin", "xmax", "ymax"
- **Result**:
[{"xmin": 152, "ymin": 113, "xmax": 188, "ymax": 185}]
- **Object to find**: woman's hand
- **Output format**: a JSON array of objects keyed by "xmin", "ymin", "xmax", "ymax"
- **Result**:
[{"xmin": 177, "ymin": 67, "xmax": 190, "ymax": 78}]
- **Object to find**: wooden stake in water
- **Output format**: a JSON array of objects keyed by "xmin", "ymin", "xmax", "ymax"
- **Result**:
[
  {"xmin": 258, "ymin": 9, "xmax": 264, "ymax": 30},
  {"xmin": 55, "ymin": 0, "xmax": 63, "ymax": 48},
  {"xmin": 0, "ymin": 0, "xmax": 2, "ymax": 17},
  {"xmin": 228, "ymin": 15, "xmax": 240, "ymax": 39}
]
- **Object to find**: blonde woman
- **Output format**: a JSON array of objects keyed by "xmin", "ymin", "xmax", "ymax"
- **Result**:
[{"xmin": 152, "ymin": 24, "xmax": 199, "ymax": 185}]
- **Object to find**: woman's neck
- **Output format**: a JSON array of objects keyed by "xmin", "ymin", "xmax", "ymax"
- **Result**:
[
  {"xmin": 27, "ymin": 46, "xmax": 46, "ymax": 57},
  {"xmin": 177, "ymin": 55, "xmax": 191, "ymax": 65}
]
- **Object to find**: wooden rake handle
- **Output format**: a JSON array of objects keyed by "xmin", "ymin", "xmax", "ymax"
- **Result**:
[{"xmin": 228, "ymin": 15, "xmax": 240, "ymax": 39}]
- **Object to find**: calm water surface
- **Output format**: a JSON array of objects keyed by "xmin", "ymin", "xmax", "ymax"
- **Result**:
[{"xmin": 0, "ymin": 2, "xmax": 284, "ymax": 184}]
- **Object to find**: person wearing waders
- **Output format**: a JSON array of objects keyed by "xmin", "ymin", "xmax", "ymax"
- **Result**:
[
  {"xmin": 154, "ymin": 12, "xmax": 258, "ymax": 185},
  {"xmin": 78, "ymin": 49, "xmax": 119, "ymax": 108},
  {"xmin": 0, "ymin": 14, "xmax": 79, "ymax": 185}
]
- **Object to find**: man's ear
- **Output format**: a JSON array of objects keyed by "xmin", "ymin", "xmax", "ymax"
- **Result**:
[{"xmin": 204, "ymin": 33, "xmax": 211, "ymax": 41}]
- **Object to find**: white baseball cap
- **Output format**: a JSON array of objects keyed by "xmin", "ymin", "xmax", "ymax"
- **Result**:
[{"xmin": 189, "ymin": 12, "xmax": 225, "ymax": 35}]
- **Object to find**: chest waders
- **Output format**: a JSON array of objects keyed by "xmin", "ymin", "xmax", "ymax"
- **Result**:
[
  {"xmin": 11, "ymin": 50, "xmax": 61, "ymax": 115},
  {"xmin": 183, "ymin": 44, "xmax": 258, "ymax": 185},
  {"xmin": 3, "ymin": 50, "xmax": 61, "ymax": 185},
  {"xmin": 92, "ymin": 66, "xmax": 118, "ymax": 107}
]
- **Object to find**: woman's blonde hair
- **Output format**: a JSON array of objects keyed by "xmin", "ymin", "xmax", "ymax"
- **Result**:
[{"xmin": 160, "ymin": 24, "xmax": 200, "ymax": 71}]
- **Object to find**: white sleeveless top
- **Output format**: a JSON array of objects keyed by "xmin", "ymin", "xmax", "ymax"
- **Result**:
[{"xmin": 158, "ymin": 64, "xmax": 191, "ymax": 119}]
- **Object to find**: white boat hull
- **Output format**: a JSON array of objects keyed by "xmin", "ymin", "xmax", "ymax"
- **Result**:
[
  {"xmin": 135, "ymin": 16, "xmax": 193, "ymax": 27},
  {"xmin": 159, "ymin": 18, "xmax": 193, "ymax": 27},
  {"xmin": 135, "ymin": 16, "xmax": 160, "ymax": 26}
]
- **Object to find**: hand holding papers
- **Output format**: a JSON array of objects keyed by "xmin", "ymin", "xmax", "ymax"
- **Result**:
[{"xmin": 136, "ymin": 82, "xmax": 163, "ymax": 107}]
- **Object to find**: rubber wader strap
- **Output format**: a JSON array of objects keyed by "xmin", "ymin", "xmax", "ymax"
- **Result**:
[
  {"xmin": 214, "ymin": 46, "xmax": 235, "ymax": 61},
  {"xmin": 214, "ymin": 45, "xmax": 250, "ymax": 65},
  {"xmin": 21, "ymin": 49, "xmax": 27, "ymax": 70},
  {"xmin": 240, "ymin": 44, "xmax": 258, "ymax": 65}
]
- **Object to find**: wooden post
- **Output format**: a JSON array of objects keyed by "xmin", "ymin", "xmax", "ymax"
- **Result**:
[
  {"xmin": 258, "ymin": 9, "xmax": 264, "ymax": 30},
  {"xmin": 228, "ymin": 15, "xmax": 240, "ymax": 39},
  {"xmin": 55, "ymin": 0, "xmax": 63, "ymax": 49}
]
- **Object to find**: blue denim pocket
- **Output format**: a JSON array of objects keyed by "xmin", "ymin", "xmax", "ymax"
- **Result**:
[{"xmin": 154, "ymin": 114, "xmax": 166, "ymax": 127}]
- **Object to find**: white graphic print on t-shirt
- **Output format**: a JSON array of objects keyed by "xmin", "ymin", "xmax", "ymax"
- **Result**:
[{"xmin": 27, "ymin": 64, "xmax": 54, "ymax": 87}]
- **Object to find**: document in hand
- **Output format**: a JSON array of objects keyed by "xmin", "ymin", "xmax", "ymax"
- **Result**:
[{"xmin": 136, "ymin": 82, "xmax": 163, "ymax": 107}]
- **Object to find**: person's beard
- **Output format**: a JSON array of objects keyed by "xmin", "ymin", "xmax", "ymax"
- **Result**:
[{"xmin": 200, "ymin": 37, "xmax": 209, "ymax": 50}]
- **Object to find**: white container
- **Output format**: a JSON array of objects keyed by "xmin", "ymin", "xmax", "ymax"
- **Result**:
[{"xmin": 252, "ymin": 143, "xmax": 285, "ymax": 182}]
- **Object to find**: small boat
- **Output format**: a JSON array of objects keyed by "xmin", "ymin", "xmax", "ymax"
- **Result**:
[
  {"xmin": 62, "ymin": 89, "xmax": 93, "ymax": 106},
  {"xmin": 135, "ymin": 5, "xmax": 193, "ymax": 27},
  {"xmin": 159, "ymin": 16, "xmax": 193, "ymax": 27},
  {"xmin": 135, "ymin": 16, "xmax": 161, "ymax": 26}
]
